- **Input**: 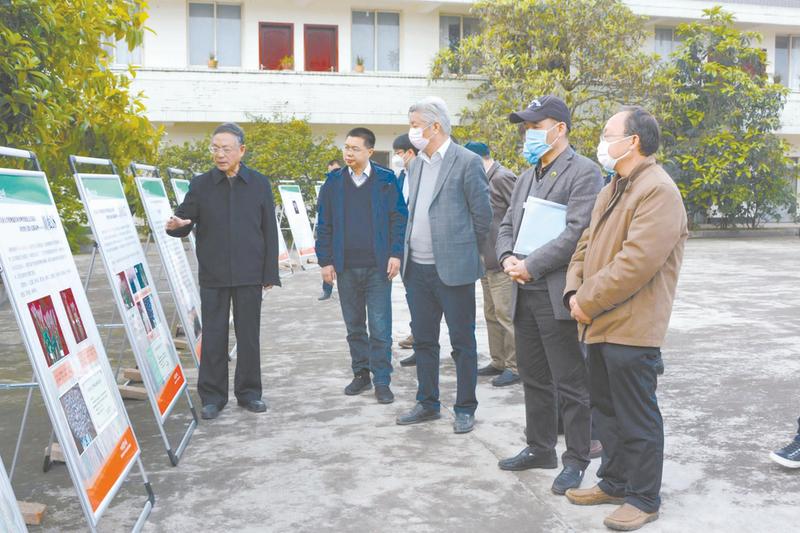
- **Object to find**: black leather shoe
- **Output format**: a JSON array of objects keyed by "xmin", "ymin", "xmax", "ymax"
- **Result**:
[
  {"xmin": 399, "ymin": 353, "xmax": 417, "ymax": 367},
  {"xmin": 375, "ymin": 384, "xmax": 394, "ymax": 404},
  {"xmin": 345, "ymin": 370, "xmax": 372, "ymax": 395},
  {"xmin": 498, "ymin": 447, "xmax": 558, "ymax": 471},
  {"xmin": 201, "ymin": 404, "xmax": 221, "ymax": 420},
  {"xmin": 317, "ymin": 291, "xmax": 332, "ymax": 301},
  {"xmin": 453, "ymin": 412, "xmax": 475, "ymax": 434},
  {"xmin": 237, "ymin": 399, "xmax": 267, "ymax": 413},
  {"xmin": 551, "ymin": 465, "xmax": 585, "ymax": 495},
  {"xmin": 396, "ymin": 403, "xmax": 441, "ymax": 425},
  {"xmin": 478, "ymin": 364, "xmax": 503, "ymax": 377}
]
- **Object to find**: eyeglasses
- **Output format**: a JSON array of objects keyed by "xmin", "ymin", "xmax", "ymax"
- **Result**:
[
  {"xmin": 342, "ymin": 145, "xmax": 364, "ymax": 154},
  {"xmin": 208, "ymin": 145, "xmax": 237, "ymax": 155}
]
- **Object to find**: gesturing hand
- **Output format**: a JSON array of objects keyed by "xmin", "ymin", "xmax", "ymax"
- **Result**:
[{"xmin": 166, "ymin": 216, "xmax": 192, "ymax": 231}]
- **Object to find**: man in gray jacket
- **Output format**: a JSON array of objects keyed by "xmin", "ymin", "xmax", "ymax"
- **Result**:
[
  {"xmin": 495, "ymin": 96, "xmax": 603, "ymax": 495},
  {"xmin": 464, "ymin": 141, "xmax": 519, "ymax": 388},
  {"xmin": 396, "ymin": 97, "xmax": 492, "ymax": 434}
]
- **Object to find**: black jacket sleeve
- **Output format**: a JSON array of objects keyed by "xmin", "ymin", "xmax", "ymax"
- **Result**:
[
  {"xmin": 261, "ymin": 178, "xmax": 281, "ymax": 287},
  {"xmin": 167, "ymin": 177, "xmax": 200, "ymax": 238}
]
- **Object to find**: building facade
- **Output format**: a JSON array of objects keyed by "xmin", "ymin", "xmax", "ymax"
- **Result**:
[{"xmin": 118, "ymin": 0, "xmax": 800, "ymax": 176}]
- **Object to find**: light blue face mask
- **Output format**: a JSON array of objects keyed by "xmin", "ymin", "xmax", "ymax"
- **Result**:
[{"xmin": 522, "ymin": 124, "xmax": 560, "ymax": 165}]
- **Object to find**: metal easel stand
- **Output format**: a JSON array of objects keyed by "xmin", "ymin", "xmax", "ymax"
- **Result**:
[{"xmin": 141, "ymin": 229, "xmax": 200, "ymax": 466}]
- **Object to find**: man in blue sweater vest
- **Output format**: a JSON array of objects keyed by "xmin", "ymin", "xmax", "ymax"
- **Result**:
[{"xmin": 316, "ymin": 128, "xmax": 408, "ymax": 404}]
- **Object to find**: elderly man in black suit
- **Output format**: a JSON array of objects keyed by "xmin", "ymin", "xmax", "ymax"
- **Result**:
[{"xmin": 167, "ymin": 122, "xmax": 280, "ymax": 420}]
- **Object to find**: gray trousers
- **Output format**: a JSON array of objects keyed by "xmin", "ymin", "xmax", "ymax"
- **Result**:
[
  {"xmin": 480, "ymin": 269, "xmax": 516, "ymax": 372},
  {"xmin": 515, "ymin": 290, "xmax": 591, "ymax": 470}
]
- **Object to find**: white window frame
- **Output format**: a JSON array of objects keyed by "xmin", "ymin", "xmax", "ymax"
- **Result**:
[
  {"xmin": 104, "ymin": 38, "xmax": 144, "ymax": 68},
  {"xmin": 654, "ymin": 26, "xmax": 683, "ymax": 62},
  {"xmin": 438, "ymin": 14, "xmax": 480, "ymax": 51},
  {"xmin": 187, "ymin": 1, "xmax": 244, "ymax": 68},
  {"xmin": 351, "ymin": 9, "xmax": 401, "ymax": 72},
  {"xmin": 775, "ymin": 35, "xmax": 800, "ymax": 92}
]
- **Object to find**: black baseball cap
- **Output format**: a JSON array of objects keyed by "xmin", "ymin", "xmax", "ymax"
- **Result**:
[{"xmin": 509, "ymin": 95, "xmax": 572, "ymax": 130}]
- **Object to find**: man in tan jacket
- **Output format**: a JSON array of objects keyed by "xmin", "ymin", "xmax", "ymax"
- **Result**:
[{"xmin": 562, "ymin": 106, "xmax": 688, "ymax": 532}]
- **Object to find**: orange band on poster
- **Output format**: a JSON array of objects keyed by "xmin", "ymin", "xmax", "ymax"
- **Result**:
[
  {"xmin": 299, "ymin": 247, "xmax": 315, "ymax": 256},
  {"xmin": 279, "ymin": 252, "xmax": 290, "ymax": 261},
  {"xmin": 194, "ymin": 337, "xmax": 202, "ymax": 363},
  {"xmin": 157, "ymin": 365, "xmax": 186, "ymax": 415},
  {"xmin": 87, "ymin": 426, "xmax": 138, "ymax": 511}
]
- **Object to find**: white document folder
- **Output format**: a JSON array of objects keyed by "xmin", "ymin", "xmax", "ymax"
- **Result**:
[{"xmin": 513, "ymin": 196, "xmax": 567, "ymax": 256}]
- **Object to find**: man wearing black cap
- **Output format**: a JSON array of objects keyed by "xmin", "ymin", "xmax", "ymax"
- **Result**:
[
  {"xmin": 464, "ymin": 141, "xmax": 519, "ymax": 388},
  {"xmin": 495, "ymin": 96, "xmax": 603, "ymax": 495}
]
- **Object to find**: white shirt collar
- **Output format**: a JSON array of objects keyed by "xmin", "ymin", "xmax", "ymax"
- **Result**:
[
  {"xmin": 348, "ymin": 160, "xmax": 372, "ymax": 179},
  {"xmin": 419, "ymin": 137, "xmax": 451, "ymax": 164}
]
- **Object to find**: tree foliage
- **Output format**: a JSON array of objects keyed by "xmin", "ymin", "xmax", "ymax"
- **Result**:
[
  {"xmin": 0, "ymin": 0, "xmax": 161, "ymax": 249},
  {"xmin": 432, "ymin": 0, "xmax": 656, "ymax": 170},
  {"xmin": 653, "ymin": 7, "xmax": 797, "ymax": 228}
]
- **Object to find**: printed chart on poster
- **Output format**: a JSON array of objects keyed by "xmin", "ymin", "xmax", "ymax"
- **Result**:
[
  {"xmin": 0, "ymin": 454, "xmax": 27, "ymax": 533},
  {"xmin": 137, "ymin": 177, "xmax": 202, "ymax": 366},
  {"xmin": 277, "ymin": 182, "xmax": 316, "ymax": 263},
  {"xmin": 169, "ymin": 178, "xmax": 196, "ymax": 252},
  {"xmin": 75, "ymin": 174, "xmax": 187, "ymax": 421},
  {"xmin": 0, "ymin": 169, "xmax": 141, "ymax": 525}
]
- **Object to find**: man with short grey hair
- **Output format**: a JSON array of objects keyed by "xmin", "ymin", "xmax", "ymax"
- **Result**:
[
  {"xmin": 395, "ymin": 96, "xmax": 492, "ymax": 434},
  {"xmin": 167, "ymin": 122, "xmax": 280, "ymax": 420}
]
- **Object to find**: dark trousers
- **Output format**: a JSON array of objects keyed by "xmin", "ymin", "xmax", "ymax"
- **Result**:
[
  {"xmin": 404, "ymin": 261, "xmax": 478, "ymax": 415},
  {"xmin": 515, "ymin": 290, "xmax": 590, "ymax": 469},
  {"xmin": 587, "ymin": 342, "xmax": 663, "ymax": 514},
  {"xmin": 336, "ymin": 267, "xmax": 393, "ymax": 385},
  {"xmin": 198, "ymin": 285, "xmax": 263, "ymax": 407}
]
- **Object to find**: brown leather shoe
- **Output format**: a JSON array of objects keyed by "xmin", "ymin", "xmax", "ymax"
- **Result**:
[
  {"xmin": 603, "ymin": 503, "xmax": 659, "ymax": 531},
  {"xmin": 398, "ymin": 335, "xmax": 414, "ymax": 349},
  {"xmin": 565, "ymin": 484, "xmax": 625, "ymax": 506}
]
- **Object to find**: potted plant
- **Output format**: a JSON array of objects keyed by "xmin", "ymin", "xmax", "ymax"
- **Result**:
[
  {"xmin": 279, "ymin": 55, "xmax": 294, "ymax": 71},
  {"xmin": 207, "ymin": 52, "xmax": 218, "ymax": 69},
  {"xmin": 354, "ymin": 55, "xmax": 365, "ymax": 73}
]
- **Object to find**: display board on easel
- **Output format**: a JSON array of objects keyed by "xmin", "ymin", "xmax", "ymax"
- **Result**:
[
  {"xmin": 0, "ymin": 454, "xmax": 28, "ymax": 532},
  {"xmin": 277, "ymin": 181, "xmax": 317, "ymax": 269},
  {"xmin": 72, "ymin": 156, "xmax": 197, "ymax": 467},
  {"xmin": 133, "ymin": 170, "xmax": 203, "ymax": 367},
  {"xmin": 0, "ymin": 149, "xmax": 153, "ymax": 532},
  {"xmin": 166, "ymin": 169, "xmax": 195, "ymax": 253}
]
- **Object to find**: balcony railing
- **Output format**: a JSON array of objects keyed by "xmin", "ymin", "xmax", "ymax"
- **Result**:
[{"xmin": 125, "ymin": 67, "xmax": 480, "ymax": 126}]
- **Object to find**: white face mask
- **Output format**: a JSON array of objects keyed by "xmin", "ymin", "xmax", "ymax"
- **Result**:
[
  {"xmin": 390, "ymin": 154, "xmax": 405, "ymax": 175},
  {"xmin": 596, "ymin": 136, "xmax": 633, "ymax": 174},
  {"xmin": 408, "ymin": 124, "xmax": 432, "ymax": 151}
]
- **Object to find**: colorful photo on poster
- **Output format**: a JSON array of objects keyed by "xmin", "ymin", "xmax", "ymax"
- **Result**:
[
  {"xmin": 136, "ymin": 302, "xmax": 153, "ymax": 334},
  {"xmin": 59, "ymin": 288, "xmax": 88, "ymax": 344},
  {"xmin": 60, "ymin": 383, "xmax": 98, "ymax": 454},
  {"xmin": 134, "ymin": 263, "xmax": 149, "ymax": 289},
  {"xmin": 28, "ymin": 295, "xmax": 69, "ymax": 366},
  {"xmin": 126, "ymin": 267, "xmax": 138, "ymax": 295},
  {"xmin": 142, "ymin": 294, "xmax": 158, "ymax": 330},
  {"xmin": 116, "ymin": 271, "xmax": 135, "ymax": 309}
]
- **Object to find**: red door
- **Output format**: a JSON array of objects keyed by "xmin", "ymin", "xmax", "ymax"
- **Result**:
[
  {"xmin": 304, "ymin": 25, "xmax": 338, "ymax": 72},
  {"xmin": 259, "ymin": 23, "xmax": 293, "ymax": 70}
]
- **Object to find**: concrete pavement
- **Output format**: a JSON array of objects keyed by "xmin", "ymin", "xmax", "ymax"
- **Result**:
[{"xmin": 1, "ymin": 237, "xmax": 799, "ymax": 532}]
